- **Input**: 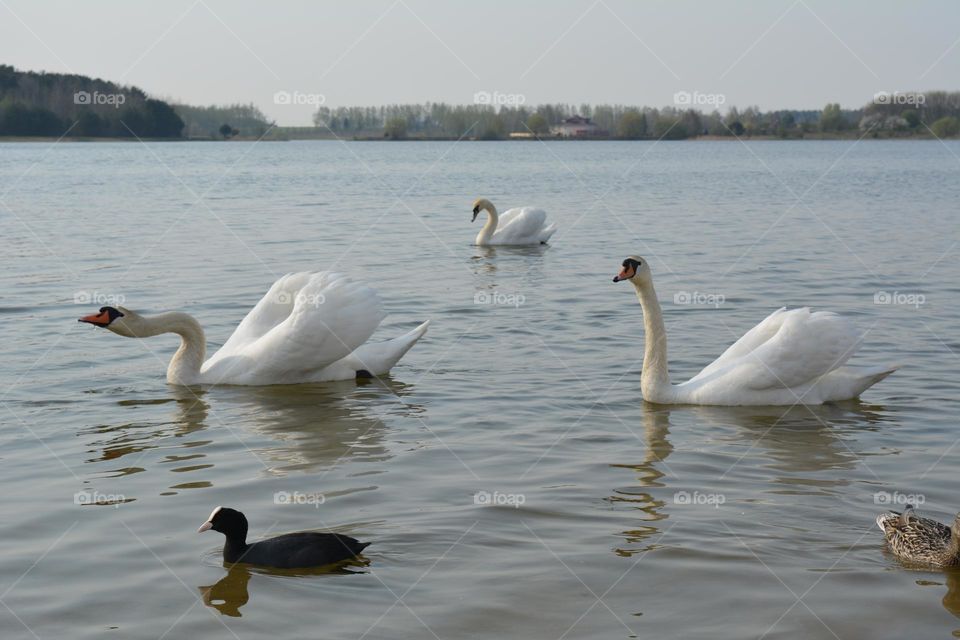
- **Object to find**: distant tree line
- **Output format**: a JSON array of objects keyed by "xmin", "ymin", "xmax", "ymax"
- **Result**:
[
  {"xmin": 314, "ymin": 93, "xmax": 960, "ymax": 140},
  {"xmin": 0, "ymin": 65, "xmax": 183, "ymax": 137},
  {"xmin": 173, "ymin": 102, "xmax": 273, "ymax": 139}
]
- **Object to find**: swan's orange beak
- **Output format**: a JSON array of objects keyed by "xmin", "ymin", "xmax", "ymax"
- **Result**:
[
  {"xmin": 78, "ymin": 310, "xmax": 112, "ymax": 327},
  {"xmin": 613, "ymin": 265, "xmax": 635, "ymax": 282}
]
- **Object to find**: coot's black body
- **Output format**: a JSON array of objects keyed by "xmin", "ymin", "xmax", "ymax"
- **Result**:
[{"xmin": 199, "ymin": 506, "xmax": 370, "ymax": 569}]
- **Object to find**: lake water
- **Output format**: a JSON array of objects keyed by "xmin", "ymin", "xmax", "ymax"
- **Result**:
[{"xmin": 1, "ymin": 139, "xmax": 959, "ymax": 639}]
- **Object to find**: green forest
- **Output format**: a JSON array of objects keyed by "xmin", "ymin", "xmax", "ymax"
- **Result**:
[
  {"xmin": 0, "ymin": 65, "xmax": 274, "ymax": 140},
  {"xmin": 0, "ymin": 65, "xmax": 184, "ymax": 137},
  {"xmin": 2, "ymin": 64, "xmax": 959, "ymax": 141},
  {"xmin": 314, "ymin": 93, "xmax": 960, "ymax": 140}
]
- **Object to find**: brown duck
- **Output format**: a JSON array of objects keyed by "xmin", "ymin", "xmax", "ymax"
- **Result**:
[{"xmin": 877, "ymin": 505, "xmax": 960, "ymax": 567}]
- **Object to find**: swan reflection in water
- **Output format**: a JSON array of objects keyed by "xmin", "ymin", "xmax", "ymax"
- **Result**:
[
  {"xmin": 82, "ymin": 377, "xmax": 423, "ymax": 481},
  {"xmin": 609, "ymin": 400, "xmax": 893, "ymax": 554},
  {"xmin": 472, "ymin": 244, "xmax": 550, "ymax": 306},
  {"xmin": 199, "ymin": 558, "xmax": 371, "ymax": 617},
  {"xmin": 214, "ymin": 378, "xmax": 421, "ymax": 473}
]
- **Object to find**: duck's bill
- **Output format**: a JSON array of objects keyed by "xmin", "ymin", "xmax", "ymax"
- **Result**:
[
  {"xmin": 471, "ymin": 210, "xmax": 479, "ymax": 222},
  {"xmin": 198, "ymin": 521, "xmax": 213, "ymax": 533},
  {"xmin": 78, "ymin": 311, "xmax": 112, "ymax": 327}
]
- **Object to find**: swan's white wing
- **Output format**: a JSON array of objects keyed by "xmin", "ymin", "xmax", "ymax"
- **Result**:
[
  {"xmin": 689, "ymin": 308, "xmax": 863, "ymax": 392},
  {"xmin": 201, "ymin": 272, "xmax": 385, "ymax": 383},
  {"xmin": 687, "ymin": 307, "xmax": 789, "ymax": 383},
  {"xmin": 491, "ymin": 207, "xmax": 549, "ymax": 243},
  {"xmin": 206, "ymin": 272, "xmax": 316, "ymax": 363}
]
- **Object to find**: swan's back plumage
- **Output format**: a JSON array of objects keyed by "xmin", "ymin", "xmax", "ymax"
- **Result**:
[
  {"xmin": 201, "ymin": 272, "xmax": 385, "ymax": 384},
  {"xmin": 687, "ymin": 307, "xmax": 862, "ymax": 391},
  {"xmin": 488, "ymin": 207, "xmax": 556, "ymax": 245},
  {"xmin": 669, "ymin": 306, "xmax": 892, "ymax": 405}
]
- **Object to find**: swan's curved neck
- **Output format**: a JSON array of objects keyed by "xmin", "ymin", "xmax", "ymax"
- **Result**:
[
  {"xmin": 632, "ymin": 280, "xmax": 672, "ymax": 402},
  {"xmin": 135, "ymin": 312, "xmax": 206, "ymax": 385},
  {"xmin": 476, "ymin": 203, "xmax": 499, "ymax": 245}
]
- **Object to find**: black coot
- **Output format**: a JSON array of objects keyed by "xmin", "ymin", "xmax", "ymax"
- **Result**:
[{"xmin": 198, "ymin": 506, "xmax": 370, "ymax": 569}]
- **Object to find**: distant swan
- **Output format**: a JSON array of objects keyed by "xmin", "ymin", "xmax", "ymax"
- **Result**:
[
  {"xmin": 471, "ymin": 198, "xmax": 557, "ymax": 246},
  {"xmin": 79, "ymin": 272, "xmax": 429, "ymax": 385},
  {"xmin": 612, "ymin": 256, "xmax": 897, "ymax": 406}
]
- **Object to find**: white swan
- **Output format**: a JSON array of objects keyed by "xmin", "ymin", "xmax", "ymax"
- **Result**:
[
  {"xmin": 613, "ymin": 256, "xmax": 897, "ymax": 406},
  {"xmin": 471, "ymin": 198, "xmax": 557, "ymax": 246},
  {"xmin": 79, "ymin": 272, "xmax": 429, "ymax": 386}
]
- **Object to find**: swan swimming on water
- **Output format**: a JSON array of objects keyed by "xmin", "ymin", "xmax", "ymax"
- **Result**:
[
  {"xmin": 612, "ymin": 255, "xmax": 897, "ymax": 406},
  {"xmin": 471, "ymin": 198, "xmax": 557, "ymax": 246},
  {"xmin": 79, "ymin": 271, "xmax": 429, "ymax": 386}
]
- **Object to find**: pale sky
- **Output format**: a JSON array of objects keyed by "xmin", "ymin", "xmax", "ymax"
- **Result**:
[{"xmin": 2, "ymin": 0, "xmax": 958, "ymax": 125}]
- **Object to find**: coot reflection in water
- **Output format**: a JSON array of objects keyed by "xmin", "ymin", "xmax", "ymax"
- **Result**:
[{"xmin": 199, "ymin": 558, "xmax": 370, "ymax": 617}]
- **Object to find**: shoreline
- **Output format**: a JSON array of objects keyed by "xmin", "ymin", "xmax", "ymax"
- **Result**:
[{"xmin": 0, "ymin": 133, "xmax": 949, "ymax": 143}]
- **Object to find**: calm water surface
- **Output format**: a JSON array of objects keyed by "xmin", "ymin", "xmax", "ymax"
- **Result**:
[{"xmin": 1, "ymin": 140, "xmax": 959, "ymax": 639}]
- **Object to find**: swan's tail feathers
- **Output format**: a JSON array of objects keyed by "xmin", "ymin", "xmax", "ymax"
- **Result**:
[
  {"xmin": 349, "ymin": 320, "xmax": 430, "ymax": 376},
  {"xmin": 821, "ymin": 364, "xmax": 899, "ymax": 402},
  {"xmin": 851, "ymin": 364, "xmax": 899, "ymax": 397},
  {"xmin": 539, "ymin": 223, "xmax": 558, "ymax": 244}
]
